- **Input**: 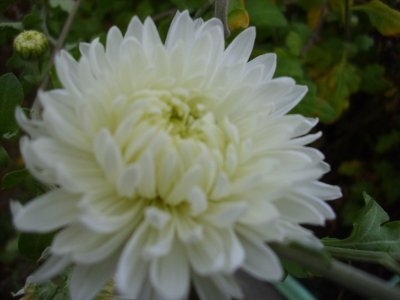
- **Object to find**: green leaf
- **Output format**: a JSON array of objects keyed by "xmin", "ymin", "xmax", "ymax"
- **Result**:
[
  {"xmin": 246, "ymin": 0, "xmax": 288, "ymax": 28},
  {"xmin": 2, "ymin": 169, "xmax": 29, "ymax": 190},
  {"xmin": 49, "ymin": 0, "xmax": 74, "ymax": 13},
  {"xmin": 22, "ymin": 14, "xmax": 43, "ymax": 30},
  {"xmin": 6, "ymin": 52, "xmax": 25, "ymax": 70},
  {"xmin": 353, "ymin": 0, "xmax": 400, "ymax": 36},
  {"xmin": 359, "ymin": 64, "xmax": 392, "ymax": 95},
  {"xmin": 0, "ymin": 73, "xmax": 24, "ymax": 137},
  {"xmin": 329, "ymin": 0, "xmax": 352, "ymax": 23},
  {"xmin": 18, "ymin": 232, "xmax": 56, "ymax": 261},
  {"xmin": 315, "ymin": 60, "xmax": 360, "ymax": 118},
  {"xmin": 289, "ymin": 79, "xmax": 336, "ymax": 123},
  {"xmin": 354, "ymin": 35, "xmax": 374, "ymax": 52},
  {"xmin": 375, "ymin": 130, "xmax": 400, "ymax": 153},
  {"xmin": 297, "ymin": 0, "xmax": 327, "ymax": 11},
  {"xmin": 323, "ymin": 192, "xmax": 400, "ymax": 253},
  {"xmin": 0, "ymin": 146, "xmax": 9, "ymax": 168},
  {"xmin": 285, "ymin": 31, "xmax": 302, "ymax": 56},
  {"xmin": 275, "ymin": 58, "xmax": 304, "ymax": 79},
  {"xmin": 281, "ymin": 258, "xmax": 309, "ymax": 278}
]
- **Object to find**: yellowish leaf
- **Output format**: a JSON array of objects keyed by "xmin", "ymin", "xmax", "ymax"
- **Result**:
[
  {"xmin": 307, "ymin": 6, "xmax": 323, "ymax": 29},
  {"xmin": 353, "ymin": 0, "xmax": 400, "ymax": 36},
  {"xmin": 228, "ymin": 8, "xmax": 250, "ymax": 31}
]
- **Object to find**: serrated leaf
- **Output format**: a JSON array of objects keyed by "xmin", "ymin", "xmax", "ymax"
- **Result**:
[
  {"xmin": 315, "ymin": 60, "xmax": 360, "ymax": 118},
  {"xmin": 228, "ymin": 7, "xmax": 249, "ymax": 31},
  {"xmin": 353, "ymin": 0, "xmax": 400, "ymax": 36},
  {"xmin": 323, "ymin": 192, "xmax": 400, "ymax": 253},
  {"xmin": 2, "ymin": 169, "xmax": 29, "ymax": 190},
  {"xmin": 0, "ymin": 146, "xmax": 9, "ymax": 168},
  {"xmin": 0, "ymin": 73, "xmax": 24, "ymax": 138},
  {"xmin": 18, "ymin": 232, "xmax": 56, "ymax": 261},
  {"xmin": 49, "ymin": 0, "xmax": 74, "ymax": 13},
  {"xmin": 359, "ymin": 64, "xmax": 392, "ymax": 95},
  {"xmin": 246, "ymin": 0, "xmax": 287, "ymax": 28}
]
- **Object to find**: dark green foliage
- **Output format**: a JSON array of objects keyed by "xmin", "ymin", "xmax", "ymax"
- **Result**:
[
  {"xmin": 0, "ymin": 146, "xmax": 9, "ymax": 168},
  {"xmin": 0, "ymin": 73, "xmax": 23, "ymax": 138},
  {"xmin": 2, "ymin": 169, "xmax": 29, "ymax": 190},
  {"xmin": 18, "ymin": 232, "xmax": 56, "ymax": 261}
]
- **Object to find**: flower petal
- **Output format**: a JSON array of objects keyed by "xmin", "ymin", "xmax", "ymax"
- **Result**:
[{"xmin": 13, "ymin": 189, "xmax": 80, "ymax": 232}]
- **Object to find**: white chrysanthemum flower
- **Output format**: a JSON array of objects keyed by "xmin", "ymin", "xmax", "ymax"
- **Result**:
[{"xmin": 12, "ymin": 11, "xmax": 341, "ymax": 300}]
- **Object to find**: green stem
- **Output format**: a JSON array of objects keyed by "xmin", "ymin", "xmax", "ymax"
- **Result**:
[
  {"xmin": 31, "ymin": 0, "xmax": 82, "ymax": 120},
  {"xmin": 31, "ymin": 61, "xmax": 41, "ymax": 83},
  {"xmin": 270, "ymin": 243, "xmax": 400, "ymax": 300},
  {"xmin": 214, "ymin": 0, "xmax": 230, "ymax": 38},
  {"xmin": 325, "ymin": 246, "xmax": 400, "ymax": 274}
]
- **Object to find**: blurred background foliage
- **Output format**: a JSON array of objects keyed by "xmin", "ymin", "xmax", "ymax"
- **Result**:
[{"xmin": 1, "ymin": 0, "xmax": 400, "ymax": 299}]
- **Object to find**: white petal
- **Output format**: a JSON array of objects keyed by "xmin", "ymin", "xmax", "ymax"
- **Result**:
[
  {"xmin": 13, "ymin": 189, "xmax": 80, "ymax": 232},
  {"xmin": 273, "ymin": 195, "xmax": 326, "ymax": 225},
  {"xmin": 125, "ymin": 16, "xmax": 143, "ymax": 41},
  {"xmin": 145, "ymin": 206, "xmax": 170, "ymax": 229},
  {"xmin": 221, "ymin": 27, "xmax": 255, "ymax": 66},
  {"xmin": 106, "ymin": 26, "xmax": 123, "ymax": 65},
  {"xmin": 138, "ymin": 151, "xmax": 156, "ymax": 198},
  {"xmin": 186, "ymin": 227, "xmax": 225, "ymax": 275},
  {"xmin": 29, "ymin": 254, "xmax": 71, "ymax": 282},
  {"xmin": 192, "ymin": 272, "xmax": 231, "ymax": 300},
  {"xmin": 187, "ymin": 186, "xmax": 208, "ymax": 216},
  {"xmin": 69, "ymin": 253, "xmax": 118, "ymax": 300},
  {"xmin": 166, "ymin": 164, "xmax": 201, "ymax": 205},
  {"xmin": 150, "ymin": 240, "xmax": 190, "ymax": 300},
  {"xmin": 239, "ymin": 234, "xmax": 283, "ymax": 281},
  {"xmin": 116, "ymin": 223, "xmax": 149, "ymax": 298},
  {"xmin": 203, "ymin": 202, "xmax": 248, "ymax": 228},
  {"xmin": 210, "ymin": 172, "xmax": 231, "ymax": 199},
  {"xmin": 117, "ymin": 163, "xmax": 142, "ymax": 198}
]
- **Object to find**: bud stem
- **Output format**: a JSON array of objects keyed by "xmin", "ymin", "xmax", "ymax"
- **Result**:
[{"xmin": 32, "ymin": 0, "xmax": 82, "ymax": 120}]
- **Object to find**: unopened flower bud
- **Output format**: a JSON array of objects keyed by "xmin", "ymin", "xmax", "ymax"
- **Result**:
[{"xmin": 13, "ymin": 30, "xmax": 48, "ymax": 61}]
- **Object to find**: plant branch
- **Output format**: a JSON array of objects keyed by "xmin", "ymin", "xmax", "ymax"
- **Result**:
[
  {"xmin": 301, "ymin": 4, "xmax": 327, "ymax": 55},
  {"xmin": 195, "ymin": 0, "xmax": 215, "ymax": 18},
  {"xmin": 31, "ymin": 0, "xmax": 82, "ymax": 120},
  {"xmin": 214, "ymin": 0, "xmax": 230, "ymax": 38},
  {"xmin": 325, "ymin": 246, "xmax": 400, "ymax": 274},
  {"xmin": 152, "ymin": 8, "xmax": 178, "ymax": 22},
  {"xmin": 270, "ymin": 243, "xmax": 400, "ymax": 300}
]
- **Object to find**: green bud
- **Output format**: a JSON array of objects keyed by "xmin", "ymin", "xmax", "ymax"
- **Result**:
[{"xmin": 13, "ymin": 30, "xmax": 49, "ymax": 61}]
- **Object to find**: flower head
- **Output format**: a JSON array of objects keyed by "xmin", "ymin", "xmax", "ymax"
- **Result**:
[
  {"xmin": 13, "ymin": 11, "xmax": 341, "ymax": 300},
  {"xmin": 14, "ymin": 30, "xmax": 49, "ymax": 61}
]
